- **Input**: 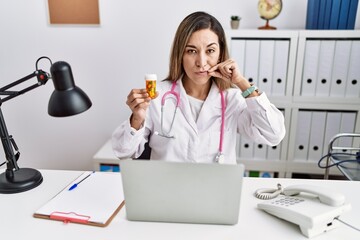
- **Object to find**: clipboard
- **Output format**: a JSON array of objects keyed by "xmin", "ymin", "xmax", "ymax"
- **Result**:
[{"xmin": 34, "ymin": 171, "xmax": 125, "ymax": 227}]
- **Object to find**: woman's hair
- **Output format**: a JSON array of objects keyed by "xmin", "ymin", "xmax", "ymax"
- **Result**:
[{"xmin": 166, "ymin": 11, "xmax": 232, "ymax": 90}]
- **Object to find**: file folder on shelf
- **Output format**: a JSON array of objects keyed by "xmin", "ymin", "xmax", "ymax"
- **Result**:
[
  {"xmin": 315, "ymin": 40, "xmax": 335, "ymax": 97},
  {"xmin": 244, "ymin": 40, "xmax": 260, "ymax": 84},
  {"xmin": 347, "ymin": 0, "xmax": 359, "ymax": 29},
  {"xmin": 338, "ymin": 0, "xmax": 351, "ymax": 29},
  {"xmin": 338, "ymin": 112, "xmax": 357, "ymax": 151},
  {"xmin": 34, "ymin": 171, "xmax": 125, "ymax": 227},
  {"xmin": 231, "ymin": 39, "xmax": 246, "ymax": 74},
  {"xmin": 272, "ymin": 40, "xmax": 289, "ymax": 96},
  {"xmin": 239, "ymin": 135, "xmax": 254, "ymax": 159},
  {"xmin": 301, "ymin": 40, "xmax": 320, "ymax": 96},
  {"xmin": 322, "ymin": 112, "xmax": 342, "ymax": 156},
  {"xmin": 345, "ymin": 41, "xmax": 360, "ymax": 97},
  {"xmin": 308, "ymin": 111, "xmax": 327, "ymax": 162},
  {"xmin": 329, "ymin": 41, "xmax": 351, "ymax": 97},
  {"xmin": 294, "ymin": 111, "xmax": 312, "ymax": 161},
  {"xmin": 329, "ymin": 0, "xmax": 341, "ymax": 29},
  {"xmin": 258, "ymin": 40, "xmax": 275, "ymax": 94}
]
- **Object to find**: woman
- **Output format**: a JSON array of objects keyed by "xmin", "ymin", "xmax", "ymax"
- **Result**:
[{"xmin": 112, "ymin": 11, "xmax": 285, "ymax": 164}]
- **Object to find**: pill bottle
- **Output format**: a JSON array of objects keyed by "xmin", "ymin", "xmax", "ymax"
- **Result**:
[{"xmin": 145, "ymin": 74, "xmax": 157, "ymax": 99}]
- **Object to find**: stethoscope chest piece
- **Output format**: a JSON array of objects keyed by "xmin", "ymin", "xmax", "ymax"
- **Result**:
[{"xmin": 215, "ymin": 153, "xmax": 225, "ymax": 164}]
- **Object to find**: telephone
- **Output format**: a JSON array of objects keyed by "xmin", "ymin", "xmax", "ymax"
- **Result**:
[{"xmin": 256, "ymin": 184, "xmax": 351, "ymax": 238}]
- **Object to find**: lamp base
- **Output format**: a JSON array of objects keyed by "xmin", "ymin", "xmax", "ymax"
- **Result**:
[{"xmin": 0, "ymin": 168, "xmax": 43, "ymax": 194}]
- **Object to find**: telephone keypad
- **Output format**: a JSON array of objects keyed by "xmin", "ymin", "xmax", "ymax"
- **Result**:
[{"xmin": 271, "ymin": 196, "xmax": 305, "ymax": 207}]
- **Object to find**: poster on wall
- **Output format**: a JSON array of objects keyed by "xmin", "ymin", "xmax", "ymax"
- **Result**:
[{"xmin": 48, "ymin": 0, "xmax": 100, "ymax": 24}]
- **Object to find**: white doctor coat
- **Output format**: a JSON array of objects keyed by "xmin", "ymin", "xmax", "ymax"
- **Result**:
[{"xmin": 112, "ymin": 79, "xmax": 285, "ymax": 164}]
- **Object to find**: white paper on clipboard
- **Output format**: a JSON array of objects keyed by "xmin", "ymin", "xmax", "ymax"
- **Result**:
[{"xmin": 34, "ymin": 171, "xmax": 124, "ymax": 227}]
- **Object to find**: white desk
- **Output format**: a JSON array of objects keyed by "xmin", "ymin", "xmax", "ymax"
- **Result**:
[{"xmin": 1, "ymin": 169, "xmax": 359, "ymax": 240}]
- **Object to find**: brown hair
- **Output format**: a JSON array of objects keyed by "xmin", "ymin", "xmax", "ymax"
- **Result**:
[{"xmin": 166, "ymin": 11, "xmax": 232, "ymax": 90}]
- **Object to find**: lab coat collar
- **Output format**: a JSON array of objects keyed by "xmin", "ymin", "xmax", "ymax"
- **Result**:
[
  {"xmin": 177, "ymin": 79, "xmax": 223, "ymax": 134},
  {"xmin": 196, "ymin": 82, "xmax": 223, "ymax": 131}
]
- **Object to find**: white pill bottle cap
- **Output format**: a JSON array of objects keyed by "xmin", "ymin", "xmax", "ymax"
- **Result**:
[{"xmin": 145, "ymin": 74, "xmax": 157, "ymax": 80}]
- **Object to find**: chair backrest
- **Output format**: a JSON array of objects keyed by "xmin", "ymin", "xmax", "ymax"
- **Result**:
[
  {"xmin": 136, "ymin": 142, "xmax": 151, "ymax": 160},
  {"xmin": 328, "ymin": 133, "xmax": 360, "ymax": 154}
]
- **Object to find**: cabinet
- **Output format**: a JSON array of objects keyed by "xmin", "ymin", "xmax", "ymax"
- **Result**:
[{"xmin": 228, "ymin": 30, "xmax": 360, "ymax": 178}]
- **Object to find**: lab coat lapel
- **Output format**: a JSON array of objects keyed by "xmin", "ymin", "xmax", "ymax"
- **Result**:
[
  {"xmin": 196, "ymin": 82, "xmax": 222, "ymax": 131},
  {"xmin": 177, "ymin": 80, "xmax": 198, "ymax": 134}
]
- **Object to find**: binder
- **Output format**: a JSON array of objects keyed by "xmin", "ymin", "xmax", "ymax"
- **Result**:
[
  {"xmin": 338, "ymin": 0, "xmax": 351, "ymax": 29},
  {"xmin": 258, "ymin": 40, "xmax": 275, "ymax": 95},
  {"xmin": 306, "ymin": 0, "xmax": 320, "ymax": 29},
  {"xmin": 323, "ymin": 0, "xmax": 333, "ymax": 29},
  {"xmin": 308, "ymin": 111, "xmax": 327, "ymax": 162},
  {"xmin": 317, "ymin": 0, "xmax": 327, "ymax": 29},
  {"xmin": 272, "ymin": 40, "xmax": 289, "ymax": 96},
  {"xmin": 329, "ymin": 0, "xmax": 341, "ymax": 29},
  {"xmin": 231, "ymin": 39, "xmax": 246, "ymax": 74},
  {"xmin": 244, "ymin": 40, "xmax": 260, "ymax": 84},
  {"xmin": 315, "ymin": 40, "xmax": 335, "ymax": 97},
  {"xmin": 345, "ymin": 40, "xmax": 360, "ymax": 97},
  {"xmin": 338, "ymin": 112, "xmax": 357, "ymax": 151},
  {"xmin": 301, "ymin": 40, "xmax": 320, "ymax": 96},
  {"xmin": 253, "ymin": 143, "xmax": 267, "ymax": 160},
  {"xmin": 347, "ymin": 0, "xmax": 359, "ymax": 29},
  {"xmin": 267, "ymin": 109, "xmax": 284, "ymax": 160},
  {"xmin": 239, "ymin": 135, "xmax": 254, "ymax": 159},
  {"xmin": 294, "ymin": 110, "xmax": 312, "ymax": 161},
  {"xmin": 322, "ymin": 111, "xmax": 342, "ymax": 156},
  {"xmin": 267, "ymin": 144, "xmax": 281, "ymax": 161},
  {"xmin": 34, "ymin": 171, "xmax": 125, "ymax": 227},
  {"xmin": 329, "ymin": 40, "xmax": 352, "ymax": 97}
]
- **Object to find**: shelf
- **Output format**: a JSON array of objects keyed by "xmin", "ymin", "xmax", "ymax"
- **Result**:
[{"xmin": 230, "ymin": 30, "xmax": 360, "ymax": 178}]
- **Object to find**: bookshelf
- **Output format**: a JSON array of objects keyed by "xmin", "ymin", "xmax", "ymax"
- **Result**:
[{"xmin": 227, "ymin": 29, "xmax": 360, "ymax": 178}]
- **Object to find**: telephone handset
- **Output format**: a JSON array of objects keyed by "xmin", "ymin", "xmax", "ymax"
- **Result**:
[{"xmin": 256, "ymin": 184, "xmax": 351, "ymax": 238}]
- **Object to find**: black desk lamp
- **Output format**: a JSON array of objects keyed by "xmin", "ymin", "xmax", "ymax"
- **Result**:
[{"xmin": 0, "ymin": 56, "xmax": 92, "ymax": 194}]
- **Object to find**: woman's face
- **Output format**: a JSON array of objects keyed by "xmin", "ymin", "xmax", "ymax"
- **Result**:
[{"xmin": 182, "ymin": 29, "xmax": 220, "ymax": 86}]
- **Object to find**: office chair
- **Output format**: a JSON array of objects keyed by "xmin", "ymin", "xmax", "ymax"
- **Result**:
[{"xmin": 136, "ymin": 141, "xmax": 151, "ymax": 160}]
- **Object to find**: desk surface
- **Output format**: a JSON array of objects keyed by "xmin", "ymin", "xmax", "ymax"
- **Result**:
[{"xmin": 1, "ymin": 169, "xmax": 359, "ymax": 240}]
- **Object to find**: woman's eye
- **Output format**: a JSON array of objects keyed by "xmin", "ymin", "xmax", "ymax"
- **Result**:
[
  {"xmin": 187, "ymin": 49, "xmax": 196, "ymax": 54},
  {"xmin": 207, "ymin": 49, "xmax": 216, "ymax": 54}
]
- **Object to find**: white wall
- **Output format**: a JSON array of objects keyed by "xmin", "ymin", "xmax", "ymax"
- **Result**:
[{"xmin": 0, "ymin": 0, "xmax": 359, "ymax": 170}]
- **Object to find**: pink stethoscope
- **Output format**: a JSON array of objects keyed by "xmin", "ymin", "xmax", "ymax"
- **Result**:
[{"xmin": 156, "ymin": 80, "xmax": 226, "ymax": 163}]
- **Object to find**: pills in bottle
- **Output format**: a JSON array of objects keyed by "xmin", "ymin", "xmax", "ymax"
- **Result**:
[{"xmin": 145, "ymin": 74, "xmax": 157, "ymax": 99}]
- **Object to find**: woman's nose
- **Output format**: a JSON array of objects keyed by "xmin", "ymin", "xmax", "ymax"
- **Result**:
[{"xmin": 196, "ymin": 53, "xmax": 208, "ymax": 68}]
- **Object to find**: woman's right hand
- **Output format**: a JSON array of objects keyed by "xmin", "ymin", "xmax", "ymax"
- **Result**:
[{"xmin": 126, "ymin": 88, "xmax": 158, "ymax": 130}]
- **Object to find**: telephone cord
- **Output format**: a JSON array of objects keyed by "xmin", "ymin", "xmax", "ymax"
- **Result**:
[
  {"xmin": 254, "ymin": 183, "xmax": 283, "ymax": 200},
  {"xmin": 335, "ymin": 217, "xmax": 360, "ymax": 233}
]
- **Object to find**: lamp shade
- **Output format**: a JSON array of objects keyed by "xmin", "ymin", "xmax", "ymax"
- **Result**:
[{"xmin": 48, "ymin": 61, "xmax": 92, "ymax": 117}]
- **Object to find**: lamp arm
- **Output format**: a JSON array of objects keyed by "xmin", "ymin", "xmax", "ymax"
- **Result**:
[
  {"xmin": 0, "ymin": 70, "xmax": 50, "ymax": 103},
  {"xmin": 0, "ymin": 69, "xmax": 49, "ymax": 177}
]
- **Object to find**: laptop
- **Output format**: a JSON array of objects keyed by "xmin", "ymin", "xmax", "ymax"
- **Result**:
[{"xmin": 120, "ymin": 159, "xmax": 245, "ymax": 225}]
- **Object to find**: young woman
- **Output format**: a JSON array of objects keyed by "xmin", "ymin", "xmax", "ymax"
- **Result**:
[{"xmin": 112, "ymin": 11, "xmax": 285, "ymax": 164}]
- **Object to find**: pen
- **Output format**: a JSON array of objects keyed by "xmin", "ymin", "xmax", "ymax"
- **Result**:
[{"xmin": 68, "ymin": 171, "xmax": 95, "ymax": 191}]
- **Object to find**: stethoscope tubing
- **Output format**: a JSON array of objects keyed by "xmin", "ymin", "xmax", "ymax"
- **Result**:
[{"xmin": 159, "ymin": 80, "xmax": 226, "ymax": 158}]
